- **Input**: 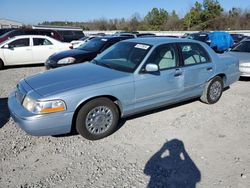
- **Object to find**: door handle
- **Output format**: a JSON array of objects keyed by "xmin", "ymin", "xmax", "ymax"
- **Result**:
[
  {"xmin": 207, "ymin": 67, "xmax": 213, "ymax": 71},
  {"xmin": 26, "ymin": 48, "xmax": 32, "ymax": 51},
  {"xmin": 174, "ymin": 73, "xmax": 182, "ymax": 77}
]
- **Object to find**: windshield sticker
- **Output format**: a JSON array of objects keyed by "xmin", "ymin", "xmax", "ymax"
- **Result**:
[
  {"xmin": 135, "ymin": 44, "xmax": 150, "ymax": 50},
  {"xmin": 101, "ymin": 39, "xmax": 108, "ymax": 41}
]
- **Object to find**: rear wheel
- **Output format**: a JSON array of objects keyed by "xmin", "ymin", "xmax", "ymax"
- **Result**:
[
  {"xmin": 200, "ymin": 76, "xmax": 223, "ymax": 104},
  {"xmin": 0, "ymin": 59, "xmax": 4, "ymax": 70},
  {"xmin": 76, "ymin": 98, "xmax": 119, "ymax": 140}
]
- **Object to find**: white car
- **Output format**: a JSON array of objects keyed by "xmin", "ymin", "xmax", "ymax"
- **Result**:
[
  {"xmin": 0, "ymin": 35, "xmax": 72, "ymax": 69},
  {"xmin": 70, "ymin": 36, "xmax": 96, "ymax": 48}
]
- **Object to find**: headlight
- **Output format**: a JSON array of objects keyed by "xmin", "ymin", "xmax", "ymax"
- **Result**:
[
  {"xmin": 57, "ymin": 57, "xmax": 75, "ymax": 65},
  {"xmin": 22, "ymin": 96, "xmax": 66, "ymax": 114}
]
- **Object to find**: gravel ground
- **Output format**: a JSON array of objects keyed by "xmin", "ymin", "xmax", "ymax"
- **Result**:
[{"xmin": 0, "ymin": 65, "xmax": 250, "ymax": 188}]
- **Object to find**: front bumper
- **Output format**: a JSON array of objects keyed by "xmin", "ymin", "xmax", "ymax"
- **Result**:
[{"xmin": 8, "ymin": 91, "xmax": 74, "ymax": 136}]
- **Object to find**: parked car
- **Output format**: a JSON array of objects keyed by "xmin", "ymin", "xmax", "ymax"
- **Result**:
[
  {"xmin": 70, "ymin": 36, "xmax": 98, "ymax": 48},
  {"xmin": 0, "ymin": 28, "xmax": 16, "ymax": 37},
  {"xmin": 230, "ymin": 33, "xmax": 247, "ymax": 46},
  {"xmin": 0, "ymin": 35, "xmax": 71, "ymax": 69},
  {"xmin": 114, "ymin": 32, "xmax": 155, "ymax": 38},
  {"xmin": 186, "ymin": 31, "xmax": 234, "ymax": 53},
  {"xmin": 45, "ymin": 36, "xmax": 132, "ymax": 69},
  {"xmin": 185, "ymin": 32, "xmax": 209, "ymax": 43},
  {"xmin": 227, "ymin": 39, "xmax": 250, "ymax": 77},
  {"xmin": 57, "ymin": 30, "xmax": 85, "ymax": 42},
  {"xmin": 0, "ymin": 29, "xmax": 63, "ymax": 43},
  {"xmin": 8, "ymin": 37, "xmax": 240, "ymax": 140}
]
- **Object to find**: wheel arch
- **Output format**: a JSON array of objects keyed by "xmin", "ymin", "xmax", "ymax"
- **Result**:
[
  {"xmin": 0, "ymin": 58, "xmax": 4, "ymax": 69},
  {"xmin": 71, "ymin": 95, "xmax": 123, "ymax": 132},
  {"xmin": 214, "ymin": 73, "xmax": 227, "ymax": 86},
  {"xmin": 208, "ymin": 73, "xmax": 226, "ymax": 86}
]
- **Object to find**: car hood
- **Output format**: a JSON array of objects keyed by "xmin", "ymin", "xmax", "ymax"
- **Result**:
[
  {"xmin": 25, "ymin": 63, "xmax": 131, "ymax": 97},
  {"xmin": 227, "ymin": 52, "xmax": 250, "ymax": 63},
  {"xmin": 50, "ymin": 49, "xmax": 95, "ymax": 61}
]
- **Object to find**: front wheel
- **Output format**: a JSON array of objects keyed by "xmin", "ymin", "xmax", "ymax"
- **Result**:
[
  {"xmin": 0, "ymin": 59, "xmax": 4, "ymax": 70},
  {"xmin": 76, "ymin": 98, "xmax": 119, "ymax": 140},
  {"xmin": 200, "ymin": 76, "xmax": 223, "ymax": 104}
]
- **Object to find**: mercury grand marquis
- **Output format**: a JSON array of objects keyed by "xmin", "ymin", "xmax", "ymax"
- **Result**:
[{"xmin": 8, "ymin": 37, "xmax": 240, "ymax": 140}]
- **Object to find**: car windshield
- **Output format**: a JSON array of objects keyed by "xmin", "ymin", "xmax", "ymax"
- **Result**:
[
  {"xmin": 231, "ymin": 41, "xmax": 250, "ymax": 52},
  {"xmin": 92, "ymin": 42, "xmax": 152, "ymax": 73},
  {"xmin": 77, "ymin": 38, "xmax": 107, "ymax": 51}
]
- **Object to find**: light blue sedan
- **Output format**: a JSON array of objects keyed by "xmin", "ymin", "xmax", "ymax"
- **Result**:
[{"xmin": 8, "ymin": 38, "xmax": 240, "ymax": 140}]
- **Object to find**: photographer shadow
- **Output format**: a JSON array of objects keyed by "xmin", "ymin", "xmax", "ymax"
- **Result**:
[
  {"xmin": 0, "ymin": 98, "xmax": 10, "ymax": 128},
  {"xmin": 144, "ymin": 139, "xmax": 201, "ymax": 188}
]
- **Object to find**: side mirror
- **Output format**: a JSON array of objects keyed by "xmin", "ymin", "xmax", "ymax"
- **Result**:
[
  {"xmin": 145, "ymin": 64, "xmax": 159, "ymax": 72},
  {"xmin": 3, "ymin": 44, "xmax": 9, "ymax": 48}
]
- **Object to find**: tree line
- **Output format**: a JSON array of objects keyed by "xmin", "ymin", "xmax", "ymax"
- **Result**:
[{"xmin": 40, "ymin": 0, "xmax": 250, "ymax": 31}]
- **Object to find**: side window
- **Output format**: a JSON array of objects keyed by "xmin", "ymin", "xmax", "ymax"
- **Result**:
[
  {"xmin": 8, "ymin": 38, "xmax": 29, "ymax": 48},
  {"xmin": 146, "ymin": 44, "xmax": 178, "ymax": 70},
  {"xmin": 180, "ymin": 43, "xmax": 210, "ymax": 65},
  {"xmin": 33, "ymin": 38, "xmax": 52, "ymax": 46}
]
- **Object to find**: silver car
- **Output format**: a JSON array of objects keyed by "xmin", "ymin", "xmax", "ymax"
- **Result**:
[
  {"xmin": 228, "ymin": 39, "xmax": 250, "ymax": 77},
  {"xmin": 8, "ymin": 37, "xmax": 240, "ymax": 140}
]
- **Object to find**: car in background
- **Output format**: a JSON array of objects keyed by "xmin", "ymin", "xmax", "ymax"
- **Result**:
[
  {"xmin": 114, "ymin": 31, "xmax": 155, "ymax": 38},
  {"xmin": 0, "ymin": 28, "xmax": 16, "ymax": 36},
  {"xmin": 0, "ymin": 29, "xmax": 63, "ymax": 43},
  {"xmin": 185, "ymin": 31, "xmax": 234, "ymax": 53},
  {"xmin": 70, "ymin": 36, "xmax": 101, "ymax": 48},
  {"xmin": 57, "ymin": 30, "xmax": 85, "ymax": 42},
  {"xmin": 45, "ymin": 36, "xmax": 132, "ymax": 69},
  {"xmin": 0, "ymin": 35, "xmax": 71, "ymax": 69},
  {"xmin": 230, "ymin": 33, "xmax": 247, "ymax": 46},
  {"xmin": 8, "ymin": 37, "xmax": 240, "ymax": 140},
  {"xmin": 227, "ymin": 39, "xmax": 250, "ymax": 77},
  {"xmin": 185, "ymin": 32, "xmax": 209, "ymax": 43}
]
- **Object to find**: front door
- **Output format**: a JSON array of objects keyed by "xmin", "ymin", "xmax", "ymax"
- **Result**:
[
  {"xmin": 3, "ymin": 38, "xmax": 32, "ymax": 65},
  {"xmin": 134, "ymin": 44, "xmax": 184, "ymax": 112}
]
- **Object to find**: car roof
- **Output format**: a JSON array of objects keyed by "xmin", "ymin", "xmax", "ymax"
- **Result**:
[
  {"xmin": 123, "ymin": 37, "xmax": 198, "ymax": 46},
  {"xmin": 10, "ymin": 35, "xmax": 54, "ymax": 40}
]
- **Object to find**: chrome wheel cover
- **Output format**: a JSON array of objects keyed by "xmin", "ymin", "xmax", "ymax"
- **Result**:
[
  {"xmin": 85, "ymin": 106, "xmax": 113, "ymax": 135},
  {"xmin": 209, "ymin": 81, "xmax": 222, "ymax": 101}
]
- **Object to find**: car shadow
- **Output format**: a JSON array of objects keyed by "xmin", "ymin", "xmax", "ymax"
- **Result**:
[
  {"xmin": 144, "ymin": 139, "xmax": 201, "ymax": 188},
  {"xmin": 239, "ymin": 77, "xmax": 250, "ymax": 81},
  {"xmin": 0, "ymin": 98, "xmax": 10, "ymax": 128}
]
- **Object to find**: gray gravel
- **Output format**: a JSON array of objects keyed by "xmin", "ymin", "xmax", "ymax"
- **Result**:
[{"xmin": 0, "ymin": 65, "xmax": 250, "ymax": 188}]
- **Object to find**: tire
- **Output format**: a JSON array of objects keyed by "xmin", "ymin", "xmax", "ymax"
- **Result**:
[
  {"xmin": 76, "ymin": 97, "xmax": 119, "ymax": 140},
  {"xmin": 0, "ymin": 59, "xmax": 4, "ymax": 70},
  {"xmin": 200, "ymin": 76, "xmax": 223, "ymax": 104}
]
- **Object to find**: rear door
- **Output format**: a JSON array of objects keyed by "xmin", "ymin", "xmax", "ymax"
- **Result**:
[
  {"xmin": 177, "ymin": 42, "xmax": 214, "ymax": 97},
  {"xmin": 3, "ymin": 37, "xmax": 32, "ymax": 65},
  {"xmin": 32, "ymin": 37, "xmax": 57, "ymax": 63}
]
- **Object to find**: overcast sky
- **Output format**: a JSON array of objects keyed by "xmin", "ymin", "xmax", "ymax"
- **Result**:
[{"xmin": 1, "ymin": 0, "xmax": 250, "ymax": 24}]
